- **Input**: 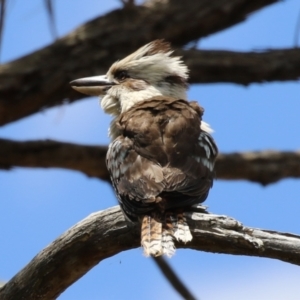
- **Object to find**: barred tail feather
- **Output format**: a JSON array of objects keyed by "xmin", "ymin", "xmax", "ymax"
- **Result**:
[
  {"xmin": 141, "ymin": 212, "xmax": 192, "ymax": 257},
  {"xmin": 162, "ymin": 212, "xmax": 176, "ymax": 257},
  {"xmin": 141, "ymin": 214, "xmax": 175, "ymax": 257},
  {"xmin": 141, "ymin": 214, "xmax": 163, "ymax": 257},
  {"xmin": 141, "ymin": 215, "xmax": 151, "ymax": 256}
]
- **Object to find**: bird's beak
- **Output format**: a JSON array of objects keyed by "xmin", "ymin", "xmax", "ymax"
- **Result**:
[{"xmin": 70, "ymin": 75, "xmax": 115, "ymax": 96}]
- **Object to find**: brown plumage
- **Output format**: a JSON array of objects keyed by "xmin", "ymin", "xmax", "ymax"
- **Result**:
[
  {"xmin": 70, "ymin": 40, "xmax": 218, "ymax": 257},
  {"xmin": 106, "ymin": 96, "xmax": 217, "ymax": 256}
]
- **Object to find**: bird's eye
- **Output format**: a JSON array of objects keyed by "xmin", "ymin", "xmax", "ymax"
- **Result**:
[{"xmin": 115, "ymin": 70, "xmax": 129, "ymax": 81}]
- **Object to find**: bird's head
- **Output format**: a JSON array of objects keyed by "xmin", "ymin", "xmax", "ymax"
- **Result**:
[{"xmin": 70, "ymin": 40, "xmax": 188, "ymax": 116}]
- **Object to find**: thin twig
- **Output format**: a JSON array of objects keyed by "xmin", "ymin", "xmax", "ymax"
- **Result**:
[
  {"xmin": 0, "ymin": 0, "xmax": 6, "ymax": 60},
  {"xmin": 44, "ymin": 0, "xmax": 58, "ymax": 39},
  {"xmin": 153, "ymin": 256, "xmax": 197, "ymax": 300},
  {"xmin": 294, "ymin": 9, "xmax": 300, "ymax": 47}
]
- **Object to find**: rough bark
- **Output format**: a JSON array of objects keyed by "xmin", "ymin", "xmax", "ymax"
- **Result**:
[
  {"xmin": 0, "ymin": 0, "xmax": 280, "ymax": 126},
  {"xmin": 216, "ymin": 151, "xmax": 300, "ymax": 185},
  {"xmin": 0, "ymin": 205, "xmax": 299, "ymax": 300},
  {"xmin": 183, "ymin": 48, "xmax": 300, "ymax": 85},
  {"xmin": 1, "ymin": 138, "xmax": 299, "ymax": 185},
  {"xmin": 0, "ymin": 138, "xmax": 110, "ymax": 181}
]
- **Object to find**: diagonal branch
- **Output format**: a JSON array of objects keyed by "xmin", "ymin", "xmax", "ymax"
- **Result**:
[
  {"xmin": 0, "ymin": 138, "xmax": 299, "ymax": 185},
  {"xmin": 153, "ymin": 256, "xmax": 197, "ymax": 300},
  {"xmin": 0, "ymin": 205, "xmax": 299, "ymax": 300},
  {"xmin": 0, "ymin": 0, "xmax": 280, "ymax": 126}
]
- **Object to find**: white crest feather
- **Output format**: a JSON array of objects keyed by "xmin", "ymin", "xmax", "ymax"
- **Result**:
[{"xmin": 108, "ymin": 40, "xmax": 189, "ymax": 81}]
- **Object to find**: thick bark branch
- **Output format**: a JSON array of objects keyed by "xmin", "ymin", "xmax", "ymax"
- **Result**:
[
  {"xmin": 1, "ymin": 138, "xmax": 299, "ymax": 185},
  {"xmin": 0, "ymin": 139, "xmax": 110, "ymax": 181},
  {"xmin": 0, "ymin": 205, "xmax": 299, "ymax": 300},
  {"xmin": 183, "ymin": 48, "xmax": 300, "ymax": 85},
  {"xmin": 0, "ymin": 0, "xmax": 279, "ymax": 126},
  {"xmin": 216, "ymin": 151, "xmax": 300, "ymax": 185}
]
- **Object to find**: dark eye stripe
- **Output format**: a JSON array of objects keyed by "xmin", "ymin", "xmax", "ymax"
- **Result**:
[{"xmin": 115, "ymin": 70, "xmax": 129, "ymax": 80}]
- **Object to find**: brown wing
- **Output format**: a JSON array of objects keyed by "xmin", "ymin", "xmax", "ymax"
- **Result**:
[
  {"xmin": 107, "ymin": 136, "xmax": 166, "ymax": 220},
  {"xmin": 106, "ymin": 96, "xmax": 218, "ymax": 221}
]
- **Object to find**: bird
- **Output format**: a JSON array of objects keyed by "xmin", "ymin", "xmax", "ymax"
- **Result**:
[{"xmin": 70, "ymin": 40, "xmax": 218, "ymax": 257}]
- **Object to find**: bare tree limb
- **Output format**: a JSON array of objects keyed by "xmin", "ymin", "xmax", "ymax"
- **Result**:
[
  {"xmin": 0, "ymin": 138, "xmax": 110, "ymax": 181},
  {"xmin": 182, "ymin": 48, "xmax": 300, "ymax": 85},
  {"xmin": 0, "ymin": 0, "xmax": 280, "ymax": 126},
  {"xmin": 0, "ymin": 205, "xmax": 299, "ymax": 300},
  {"xmin": 216, "ymin": 151, "xmax": 300, "ymax": 185},
  {"xmin": 1, "ymin": 138, "xmax": 299, "ymax": 185}
]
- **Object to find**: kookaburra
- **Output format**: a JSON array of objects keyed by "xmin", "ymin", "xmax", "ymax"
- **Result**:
[{"xmin": 70, "ymin": 40, "xmax": 218, "ymax": 257}]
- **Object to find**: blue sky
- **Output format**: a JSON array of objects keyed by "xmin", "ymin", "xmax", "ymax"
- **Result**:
[{"xmin": 1, "ymin": 0, "xmax": 300, "ymax": 299}]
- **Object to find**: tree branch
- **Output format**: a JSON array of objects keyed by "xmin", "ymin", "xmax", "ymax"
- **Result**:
[
  {"xmin": 1, "ymin": 138, "xmax": 299, "ymax": 185},
  {"xmin": 216, "ymin": 151, "xmax": 300, "ymax": 185},
  {"xmin": 0, "ymin": 138, "xmax": 110, "ymax": 181},
  {"xmin": 153, "ymin": 256, "xmax": 197, "ymax": 300},
  {"xmin": 0, "ymin": 0, "xmax": 279, "ymax": 126},
  {"xmin": 182, "ymin": 48, "xmax": 300, "ymax": 85},
  {"xmin": 0, "ymin": 205, "xmax": 299, "ymax": 300}
]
